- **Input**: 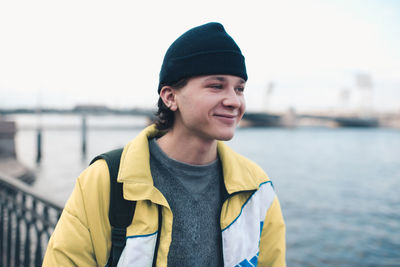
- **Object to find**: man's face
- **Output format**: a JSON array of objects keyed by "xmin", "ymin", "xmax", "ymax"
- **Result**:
[{"xmin": 172, "ymin": 74, "xmax": 246, "ymax": 142}]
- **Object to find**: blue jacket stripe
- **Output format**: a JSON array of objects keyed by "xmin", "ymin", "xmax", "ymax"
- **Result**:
[
  {"xmin": 222, "ymin": 181, "xmax": 273, "ymax": 232},
  {"xmin": 239, "ymin": 259, "xmax": 255, "ymax": 267},
  {"xmin": 126, "ymin": 231, "xmax": 158, "ymax": 239}
]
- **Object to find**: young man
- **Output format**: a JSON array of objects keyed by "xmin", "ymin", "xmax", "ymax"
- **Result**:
[{"xmin": 43, "ymin": 22, "xmax": 286, "ymax": 266}]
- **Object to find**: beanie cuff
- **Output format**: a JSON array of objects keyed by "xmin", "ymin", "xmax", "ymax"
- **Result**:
[{"xmin": 158, "ymin": 50, "xmax": 247, "ymax": 93}]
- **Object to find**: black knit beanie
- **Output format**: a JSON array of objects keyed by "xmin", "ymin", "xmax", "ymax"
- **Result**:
[{"xmin": 158, "ymin": 22, "xmax": 247, "ymax": 93}]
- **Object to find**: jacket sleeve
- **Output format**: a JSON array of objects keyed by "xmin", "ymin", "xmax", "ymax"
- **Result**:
[
  {"xmin": 43, "ymin": 160, "xmax": 111, "ymax": 267},
  {"xmin": 258, "ymin": 195, "xmax": 286, "ymax": 267}
]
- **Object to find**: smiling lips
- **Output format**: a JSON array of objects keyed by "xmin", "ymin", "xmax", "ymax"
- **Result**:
[{"xmin": 213, "ymin": 113, "xmax": 238, "ymax": 124}]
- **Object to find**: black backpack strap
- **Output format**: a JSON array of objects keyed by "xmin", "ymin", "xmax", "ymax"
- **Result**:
[
  {"xmin": 152, "ymin": 205, "xmax": 162, "ymax": 267},
  {"xmin": 90, "ymin": 148, "xmax": 136, "ymax": 267}
]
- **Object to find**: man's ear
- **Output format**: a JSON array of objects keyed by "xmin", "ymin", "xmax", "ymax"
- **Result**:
[{"xmin": 159, "ymin": 86, "xmax": 178, "ymax": 111}]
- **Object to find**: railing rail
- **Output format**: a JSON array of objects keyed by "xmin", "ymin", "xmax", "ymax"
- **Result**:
[{"xmin": 0, "ymin": 171, "xmax": 63, "ymax": 267}]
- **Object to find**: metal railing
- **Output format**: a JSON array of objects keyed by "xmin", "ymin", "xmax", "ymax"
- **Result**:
[{"xmin": 0, "ymin": 172, "xmax": 63, "ymax": 267}]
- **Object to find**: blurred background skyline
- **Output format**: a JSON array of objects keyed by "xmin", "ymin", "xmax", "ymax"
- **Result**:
[{"xmin": 1, "ymin": 0, "xmax": 399, "ymax": 113}]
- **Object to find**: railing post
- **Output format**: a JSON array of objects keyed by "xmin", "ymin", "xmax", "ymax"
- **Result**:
[
  {"xmin": 81, "ymin": 114, "xmax": 87, "ymax": 158},
  {"xmin": 33, "ymin": 199, "xmax": 42, "ymax": 267},
  {"xmin": 0, "ymin": 192, "xmax": 4, "ymax": 267},
  {"xmin": 6, "ymin": 194, "xmax": 13, "ymax": 267},
  {"xmin": 15, "ymin": 194, "xmax": 21, "ymax": 267},
  {"xmin": 36, "ymin": 127, "xmax": 42, "ymax": 164}
]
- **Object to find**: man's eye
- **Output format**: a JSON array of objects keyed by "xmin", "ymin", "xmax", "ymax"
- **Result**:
[
  {"xmin": 209, "ymin": 84, "xmax": 223, "ymax": 89},
  {"xmin": 236, "ymin": 87, "xmax": 245, "ymax": 93}
]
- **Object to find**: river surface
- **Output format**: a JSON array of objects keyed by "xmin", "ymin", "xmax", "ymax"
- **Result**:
[{"xmin": 8, "ymin": 114, "xmax": 400, "ymax": 266}]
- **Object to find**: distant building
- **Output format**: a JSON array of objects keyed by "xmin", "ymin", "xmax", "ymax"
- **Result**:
[
  {"xmin": 0, "ymin": 119, "xmax": 35, "ymax": 184},
  {"xmin": 0, "ymin": 120, "xmax": 16, "ymax": 158}
]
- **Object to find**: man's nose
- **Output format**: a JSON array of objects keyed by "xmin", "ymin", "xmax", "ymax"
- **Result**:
[{"xmin": 222, "ymin": 87, "xmax": 241, "ymax": 108}]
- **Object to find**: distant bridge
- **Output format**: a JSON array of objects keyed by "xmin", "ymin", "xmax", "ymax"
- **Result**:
[
  {"xmin": 1, "ymin": 108, "xmax": 381, "ymax": 128},
  {"xmin": 299, "ymin": 114, "xmax": 379, "ymax": 127},
  {"xmin": 0, "ymin": 107, "xmax": 286, "ymax": 127},
  {"xmin": 0, "ymin": 107, "xmax": 154, "ymax": 117}
]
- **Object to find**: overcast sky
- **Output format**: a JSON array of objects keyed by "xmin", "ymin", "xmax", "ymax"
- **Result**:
[{"xmin": 1, "ymin": 0, "xmax": 399, "ymax": 112}]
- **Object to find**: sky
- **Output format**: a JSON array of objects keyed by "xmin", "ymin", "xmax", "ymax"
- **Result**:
[{"xmin": 1, "ymin": 0, "xmax": 399, "ymax": 113}]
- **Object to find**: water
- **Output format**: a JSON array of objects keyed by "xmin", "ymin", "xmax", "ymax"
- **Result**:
[
  {"xmin": 229, "ymin": 128, "xmax": 400, "ymax": 266},
  {"xmin": 9, "ymin": 114, "xmax": 400, "ymax": 266}
]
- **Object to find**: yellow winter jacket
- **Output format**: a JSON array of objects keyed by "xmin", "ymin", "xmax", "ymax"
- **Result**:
[{"xmin": 43, "ymin": 125, "xmax": 286, "ymax": 266}]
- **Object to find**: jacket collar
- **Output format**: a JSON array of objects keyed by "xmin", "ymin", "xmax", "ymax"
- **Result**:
[
  {"xmin": 118, "ymin": 125, "xmax": 266, "ymax": 205},
  {"xmin": 217, "ymin": 141, "xmax": 264, "ymax": 194}
]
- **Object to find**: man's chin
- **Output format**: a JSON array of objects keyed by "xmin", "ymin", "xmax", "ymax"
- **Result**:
[{"xmin": 216, "ymin": 132, "xmax": 235, "ymax": 141}]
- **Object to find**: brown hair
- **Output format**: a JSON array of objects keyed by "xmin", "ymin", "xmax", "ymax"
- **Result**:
[{"xmin": 154, "ymin": 78, "xmax": 189, "ymax": 131}]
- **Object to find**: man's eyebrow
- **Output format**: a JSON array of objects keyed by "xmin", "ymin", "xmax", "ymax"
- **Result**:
[
  {"xmin": 204, "ymin": 76, "xmax": 226, "ymax": 82},
  {"xmin": 204, "ymin": 76, "xmax": 246, "ymax": 84}
]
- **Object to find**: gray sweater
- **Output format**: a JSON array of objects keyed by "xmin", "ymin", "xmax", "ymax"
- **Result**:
[{"xmin": 149, "ymin": 138, "xmax": 224, "ymax": 266}]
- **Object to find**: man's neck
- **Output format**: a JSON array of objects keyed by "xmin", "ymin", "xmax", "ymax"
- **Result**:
[{"xmin": 156, "ymin": 129, "xmax": 217, "ymax": 165}]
